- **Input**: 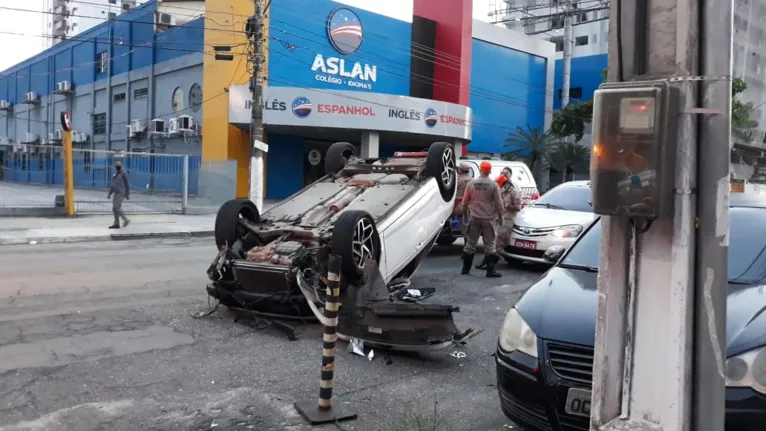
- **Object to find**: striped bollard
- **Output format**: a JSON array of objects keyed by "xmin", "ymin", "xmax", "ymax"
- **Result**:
[{"xmin": 294, "ymin": 254, "xmax": 358, "ymax": 425}]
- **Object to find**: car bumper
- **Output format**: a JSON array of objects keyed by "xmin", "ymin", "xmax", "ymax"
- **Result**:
[
  {"xmin": 503, "ymin": 235, "xmax": 577, "ymax": 263},
  {"xmin": 496, "ymin": 344, "xmax": 766, "ymax": 431}
]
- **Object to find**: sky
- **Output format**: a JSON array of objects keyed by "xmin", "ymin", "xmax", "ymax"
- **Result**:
[{"xmin": 0, "ymin": 0, "xmax": 492, "ymax": 72}]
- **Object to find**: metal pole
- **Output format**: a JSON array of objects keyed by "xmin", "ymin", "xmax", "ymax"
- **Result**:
[
  {"xmin": 561, "ymin": 2, "xmax": 573, "ymax": 108},
  {"xmin": 319, "ymin": 254, "xmax": 341, "ymax": 410},
  {"xmin": 249, "ymin": 0, "xmax": 265, "ymax": 210},
  {"xmin": 62, "ymin": 130, "xmax": 74, "ymax": 216},
  {"xmin": 182, "ymin": 154, "xmax": 189, "ymax": 213},
  {"xmin": 294, "ymin": 254, "xmax": 357, "ymax": 425},
  {"xmin": 693, "ymin": 0, "xmax": 731, "ymax": 427}
]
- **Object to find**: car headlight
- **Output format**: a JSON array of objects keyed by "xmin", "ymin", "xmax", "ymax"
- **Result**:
[
  {"xmin": 551, "ymin": 224, "xmax": 583, "ymax": 238},
  {"xmin": 725, "ymin": 346, "xmax": 766, "ymax": 394},
  {"xmin": 499, "ymin": 308, "xmax": 539, "ymax": 358}
]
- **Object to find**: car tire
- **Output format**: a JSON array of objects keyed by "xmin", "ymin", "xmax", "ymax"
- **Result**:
[
  {"xmin": 325, "ymin": 142, "xmax": 358, "ymax": 174},
  {"xmin": 331, "ymin": 210, "xmax": 381, "ymax": 284},
  {"xmin": 425, "ymin": 142, "xmax": 457, "ymax": 201},
  {"xmin": 436, "ymin": 235, "xmax": 457, "ymax": 246},
  {"xmin": 214, "ymin": 199, "xmax": 260, "ymax": 250}
]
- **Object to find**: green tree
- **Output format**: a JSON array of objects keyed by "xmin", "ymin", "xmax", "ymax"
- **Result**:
[
  {"xmin": 549, "ymin": 68, "xmax": 607, "ymax": 142},
  {"xmin": 731, "ymin": 77, "xmax": 759, "ymax": 143},
  {"xmin": 504, "ymin": 125, "xmax": 566, "ymax": 184},
  {"xmin": 549, "ymin": 143, "xmax": 591, "ymax": 184}
]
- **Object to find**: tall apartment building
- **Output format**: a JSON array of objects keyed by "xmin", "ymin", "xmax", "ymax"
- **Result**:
[
  {"xmin": 43, "ymin": 0, "xmax": 140, "ymax": 46},
  {"xmin": 488, "ymin": 0, "xmax": 609, "ymax": 59}
]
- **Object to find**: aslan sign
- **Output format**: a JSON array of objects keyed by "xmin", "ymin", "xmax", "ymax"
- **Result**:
[{"xmin": 311, "ymin": 8, "xmax": 376, "ymax": 91}]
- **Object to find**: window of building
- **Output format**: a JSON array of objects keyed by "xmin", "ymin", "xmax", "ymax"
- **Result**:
[
  {"xmin": 575, "ymin": 35, "xmax": 589, "ymax": 46},
  {"xmin": 122, "ymin": 2, "xmax": 131, "ymax": 10},
  {"xmin": 108, "ymin": 12, "xmax": 116, "ymax": 20},
  {"xmin": 549, "ymin": 36, "xmax": 564, "ymax": 52},
  {"xmin": 551, "ymin": 16, "xmax": 564, "ymax": 29},
  {"xmin": 134, "ymin": 88, "xmax": 148, "ymax": 99},
  {"xmin": 109, "ymin": 0, "xmax": 116, "ymax": 3},
  {"xmin": 577, "ymin": 12, "xmax": 588, "ymax": 23},
  {"xmin": 93, "ymin": 113, "xmax": 107, "ymax": 135},
  {"xmin": 114, "ymin": 92, "xmax": 126, "ymax": 102},
  {"xmin": 558, "ymin": 87, "xmax": 584, "ymax": 100},
  {"xmin": 96, "ymin": 51, "xmax": 108, "ymax": 74}
]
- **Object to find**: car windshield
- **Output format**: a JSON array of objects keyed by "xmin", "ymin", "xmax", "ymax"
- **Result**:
[
  {"xmin": 560, "ymin": 208, "xmax": 766, "ymax": 285},
  {"xmin": 529, "ymin": 185, "xmax": 592, "ymax": 213}
]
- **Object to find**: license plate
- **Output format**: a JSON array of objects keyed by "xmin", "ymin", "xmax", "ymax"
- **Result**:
[
  {"xmin": 564, "ymin": 388, "xmax": 592, "ymax": 417},
  {"xmin": 514, "ymin": 239, "xmax": 537, "ymax": 250}
]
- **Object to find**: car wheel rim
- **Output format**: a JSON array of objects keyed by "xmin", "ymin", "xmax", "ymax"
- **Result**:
[
  {"xmin": 441, "ymin": 147, "xmax": 455, "ymax": 187},
  {"xmin": 352, "ymin": 217, "xmax": 375, "ymax": 270}
]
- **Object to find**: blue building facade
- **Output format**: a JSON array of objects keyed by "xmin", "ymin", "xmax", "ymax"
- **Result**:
[
  {"xmin": 1, "ymin": 0, "xmax": 557, "ymax": 203},
  {"xmin": 553, "ymin": 53, "xmax": 607, "ymax": 109}
]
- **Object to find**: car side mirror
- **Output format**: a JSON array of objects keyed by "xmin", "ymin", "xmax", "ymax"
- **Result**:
[{"xmin": 543, "ymin": 245, "xmax": 566, "ymax": 264}]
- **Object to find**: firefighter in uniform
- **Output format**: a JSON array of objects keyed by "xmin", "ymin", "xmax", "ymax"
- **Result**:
[
  {"xmin": 476, "ymin": 173, "xmax": 522, "ymax": 269},
  {"xmin": 460, "ymin": 161, "xmax": 504, "ymax": 277},
  {"xmin": 452, "ymin": 163, "xmax": 473, "ymax": 217}
]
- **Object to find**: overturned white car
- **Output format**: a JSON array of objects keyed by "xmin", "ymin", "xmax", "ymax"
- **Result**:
[{"xmin": 207, "ymin": 141, "xmax": 475, "ymax": 349}]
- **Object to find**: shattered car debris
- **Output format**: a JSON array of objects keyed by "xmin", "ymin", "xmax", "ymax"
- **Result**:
[{"xmin": 207, "ymin": 141, "xmax": 476, "ymax": 350}]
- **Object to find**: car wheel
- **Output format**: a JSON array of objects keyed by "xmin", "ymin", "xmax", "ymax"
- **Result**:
[
  {"xmin": 436, "ymin": 235, "xmax": 457, "ymax": 246},
  {"xmin": 424, "ymin": 142, "xmax": 457, "ymax": 201},
  {"xmin": 214, "ymin": 199, "xmax": 260, "ymax": 250},
  {"xmin": 331, "ymin": 210, "xmax": 381, "ymax": 284},
  {"xmin": 325, "ymin": 142, "xmax": 358, "ymax": 174}
]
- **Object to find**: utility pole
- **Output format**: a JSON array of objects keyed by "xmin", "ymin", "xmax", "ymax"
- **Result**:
[
  {"xmin": 248, "ymin": 0, "xmax": 267, "ymax": 210},
  {"xmin": 561, "ymin": 0, "xmax": 573, "ymax": 108},
  {"xmin": 589, "ymin": 0, "xmax": 729, "ymax": 430}
]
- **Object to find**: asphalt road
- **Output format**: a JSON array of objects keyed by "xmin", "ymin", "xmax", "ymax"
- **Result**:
[{"xmin": 0, "ymin": 238, "xmax": 546, "ymax": 431}]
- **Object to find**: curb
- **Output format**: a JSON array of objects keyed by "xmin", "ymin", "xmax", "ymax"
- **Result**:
[{"xmin": 0, "ymin": 230, "xmax": 214, "ymax": 246}]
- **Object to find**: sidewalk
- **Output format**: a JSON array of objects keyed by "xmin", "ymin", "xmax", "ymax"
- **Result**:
[{"xmin": 0, "ymin": 214, "xmax": 216, "ymax": 245}]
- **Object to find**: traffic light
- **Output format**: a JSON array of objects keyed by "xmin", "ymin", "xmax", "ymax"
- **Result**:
[{"xmin": 590, "ymin": 81, "xmax": 680, "ymax": 220}]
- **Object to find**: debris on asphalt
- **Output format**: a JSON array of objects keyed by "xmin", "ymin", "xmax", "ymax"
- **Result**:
[
  {"xmin": 450, "ymin": 351, "xmax": 467, "ymax": 359},
  {"xmin": 348, "ymin": 338, "xmax": 365, "ymax": 356},
  {"xmin": 397, "ymin": 287, "xmax": 436, "ymax": 302},
  {"xmin": 367, "ymin": 349, "xmax": 374, "ymax": 361}
]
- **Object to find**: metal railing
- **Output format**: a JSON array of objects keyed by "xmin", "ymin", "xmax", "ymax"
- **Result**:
[{"xmin": 0, "ymin": 143, "xmax": 238, "ymax": 214}]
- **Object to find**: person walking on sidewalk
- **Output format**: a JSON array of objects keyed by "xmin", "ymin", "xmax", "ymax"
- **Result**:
[
  {"xmin": 107, "ymin": 160, "xmax": 130, "ymax": 229},
  {"xmin": 460, "ymin": 160, "xmax": 504, "ymax": 277}
]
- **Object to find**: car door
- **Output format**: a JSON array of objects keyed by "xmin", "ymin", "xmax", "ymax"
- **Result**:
[{"xmin": 379, "ymin": 180, "xmax": 449, "ymax": 282}]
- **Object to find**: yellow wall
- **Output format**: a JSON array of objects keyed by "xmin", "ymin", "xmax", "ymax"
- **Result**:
[{"xmin": 202, "ymin": 0, "xmax": 262, "ymax": 198}]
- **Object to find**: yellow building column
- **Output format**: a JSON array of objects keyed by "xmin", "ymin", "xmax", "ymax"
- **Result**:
[{"xmin": 202, "ymin": 0, "xmax": 267, "ymax": 198}]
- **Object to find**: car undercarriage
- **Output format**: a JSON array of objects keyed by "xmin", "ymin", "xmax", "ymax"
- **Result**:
[{"xmin": 205, "ymin": 142, "xmax": 477, "ymax": 350}]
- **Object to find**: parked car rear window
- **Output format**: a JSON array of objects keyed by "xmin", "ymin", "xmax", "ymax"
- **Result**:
[
  {"xmin": 561, "ymin": 208, "xmax": 766, "ymax": 285},
  {"xmin": 529, "ymin": 185, "xmax": 592, "ymax": 213}
]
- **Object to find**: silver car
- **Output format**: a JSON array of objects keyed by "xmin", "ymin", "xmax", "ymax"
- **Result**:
[{"xmin": 500, "ymin": 181, "xmax": 596, "ymax": 265}]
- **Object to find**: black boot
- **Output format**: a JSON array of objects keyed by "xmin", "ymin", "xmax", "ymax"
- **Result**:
[
  {"xmin": 461, "ymin": 253, "xmax": 474, "ymax": 275},
  {"xmin": 486, "ymin": 254, "xmax": 502, "ymax": 278},
  {"xmin": 475, "ymin": 257, "xmax": 487, "ymax": 270}
]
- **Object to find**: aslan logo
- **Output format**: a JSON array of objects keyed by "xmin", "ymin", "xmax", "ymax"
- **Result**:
[
  {"xmin": 311, "ymin": 7, "xmax": 376, "ymax": 91},
  {"xmin": 424, "ymin": 108, "xmax": 438, "ymax": 128},
  {"xmin": 292, "ymin": 97, "xmax": 312, "ymax": 118},
  {"xmin": 327, "ymin": 8, "xmax": 363, "ymax": 55}
]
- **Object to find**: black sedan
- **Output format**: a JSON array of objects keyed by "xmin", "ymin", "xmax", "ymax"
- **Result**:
[{"xmin": 495, "ymin": 203, "xmax": 766, "ymax": 430}]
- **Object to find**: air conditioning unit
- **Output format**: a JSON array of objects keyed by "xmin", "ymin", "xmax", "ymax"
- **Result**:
[
  {"xmin": 156, "ymin": 12, "xmax": 176, "ymax": 26},
  {"xmin": 48, "ymin": 132, "xmax": 58, "ymax": 141},
  {"xmin": 167, "ymin": 117, "xmax": 179, "ymax": 134},
  {"xmin": 150, "ymin": 118, "xmax": 165, "ymax": 134},
  {"xmin": 55, "ymin": 80, "xmax": 72, "ymax": 94},
  {"xmin": 0, "ymin": 100, "xmax": 11, "ymax": 111},
  {"xmin": 127, "ymin": 124, "xmax": 136, "ymax": 138},
  {"xmin": 23, "ymin": 132, "xmax": 38, "ymax": 143},
  {"xmin": 73, "ymin": 132, "xmax": 88, "ymax": 143},
  {"xmin": 131, "ymin": 119, "xmax": 146, "ymax": 134},
  {"xmin": 178, "ymin": 115, "xmax": 193, "ymax": 131},
  {"xmin": 23, "ymin": 92, "xmax": 38, "ymax": 104},
  {"xmin": 0, "ymin": 137, "xmax": 9, "ymax": 145}
]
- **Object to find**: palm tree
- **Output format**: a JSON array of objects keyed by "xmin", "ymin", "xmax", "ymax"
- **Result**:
[
  {"xmin": 549, "ymin": 143, "xmax": 591, "ymax": 184},
  {"xmin": 504, "ymin": 125, "xmax": 565, "ymax": 185}
]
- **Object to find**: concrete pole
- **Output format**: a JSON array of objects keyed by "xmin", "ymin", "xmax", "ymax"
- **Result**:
[
  {"xmin": 590, "ymin": 0, "xmax": 701, "ymax": 429},
  {"xmin": 249, "ymin": 0, "xmax": 265, "ymax": 211},
  {"xmin": 561, "ymin": 2, "xmax": 572, "ymax": 108},
  {"xmin": 693, "ymin": 0, "xmax": 732, "ymax": 428}
]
